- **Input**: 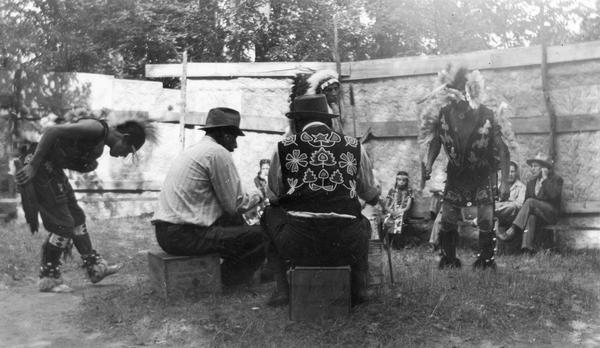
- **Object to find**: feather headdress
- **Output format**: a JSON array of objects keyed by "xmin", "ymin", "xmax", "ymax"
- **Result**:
[
  {"xmin": 305, "ymin": 69, "xmax": 339, "ymax": 95},
  {"xmin": 288, "ymin": 69, "xmax": 343, "ymax": 134},
  {"xmin": 417, "ymin": 64, "xmax": 515, "ymax": 161},
  {"xmin": 64, "ymin": 108, "xmax": 159, "ymax": 146},
  {"xmin": 105, "ymin": 109, "xmax": 159, "ymax": 147},
  {"xmin": 289, "ymin": 73, "xmax": 312, "ymax": 106},
  {"xmin": 289, "ymin": 69, "xmax": 340, "ymax": 106}
]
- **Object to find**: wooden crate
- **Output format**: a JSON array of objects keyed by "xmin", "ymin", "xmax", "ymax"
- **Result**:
[
  {"xmin": 147, "ymin": 251, "xmax": 221, "ymax": 300},
  {"xmin": 289, "ymin": 266, "xmax": 351, "ymax": 321}
]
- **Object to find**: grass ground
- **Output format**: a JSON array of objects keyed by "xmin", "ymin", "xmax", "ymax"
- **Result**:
[{"xmin": 1, "ymin": 216, "xmax": 599, "ymax": 347}]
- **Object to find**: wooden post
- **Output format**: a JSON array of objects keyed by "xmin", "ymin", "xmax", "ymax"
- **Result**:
[
  {"xmin": 332, "ymin": 14, "xmax": 343, "ymax": 126},
  {"xmin": 179, "ymin": 50, "xmax": 188, "ymax": 151},
  {"xmin": 540, "ymin": 3, "xmax": 557, "ymax": 162},
  {"xmin": 349, "ymin": 84, "xmax": 357, "ymax": 137}
]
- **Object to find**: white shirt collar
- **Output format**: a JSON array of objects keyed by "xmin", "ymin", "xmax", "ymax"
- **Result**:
[{"xmin": 302, "ymin": 121, "xmax": 329, "ymax": 131}]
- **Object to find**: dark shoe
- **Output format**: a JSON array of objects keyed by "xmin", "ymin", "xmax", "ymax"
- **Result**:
[
  {"xmin": 38, "ymin": 276, "xmax": 73, "ymax": 293},
  {"xmin": 82, "ymin": 253, "xmax": 121, "ymax": 284},
  {"xmin": 351, "ymin": 294, "xmax": 368, "ymax": 307},
  {"xmin": 428, "ymin": 243, "xmax": 439, "ymax": 253},
  {"xmin": 472, "ymin": 257, "xmax": 497, "ymax": 270},
  {"xmin": 438, "ymin": 256, "xmax": 462, "ymax": 269},
  {"xmin": 88, "ymin": 260, "xmax": 121, "ymax": 283},
  {"xmin": 259, "ymin": 264, "xmax": 275, "ymax": 283},
  {"xmin": 497, "ymin": 226, "xmax": 516, "ymax": 241},
  {"xmin": 266, "ymin": 290, "xmax": 289, "ymax": 307}
]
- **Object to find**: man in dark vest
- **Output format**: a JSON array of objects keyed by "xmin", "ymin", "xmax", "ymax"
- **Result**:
[
  {"xmin": 261, "ymin": 94, "xmax": 380, "ymax": 307},
  {"xmin": 422, "ymin": 66, "xmax": 510, "ymax": 270}
]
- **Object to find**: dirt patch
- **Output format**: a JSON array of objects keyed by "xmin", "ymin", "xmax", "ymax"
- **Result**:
[{"xmin": 0, "ymin": 275, "xmax": 135, "ymax": 348}]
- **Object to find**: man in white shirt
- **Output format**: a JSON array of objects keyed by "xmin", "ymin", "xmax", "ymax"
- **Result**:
[
  {"xmin": 152, "ymin": 108, "xmax": 266, "ymax": 286},
  {"xmin": 495, "ymin": 161, "xmax": 527, "ymax": 230}
]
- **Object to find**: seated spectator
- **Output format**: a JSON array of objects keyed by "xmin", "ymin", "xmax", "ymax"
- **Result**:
[
  {"xmin": 494, "ymin": 161, "xmax": 526, "ymax": 234},
  {"xmin": 383, "ymin": 171, "xmax": 415, "ymax": 248},
  {"xmin": 499, "ymin": 153, "xmax": 563, "ymax": 254},
  {"xmin": 261, "ymin": 95, "xmax": 380, "ymax": 307},
  {"xmin": 152, "ymin": 108, "xmax": 267, "ymax": 286},
  {"xmin": 244, "ymin": 159, "xmax": 272, "ymax": 225},
  {"xmin": 254, "ymin": 159, "xmax": 271, "ymax": 199}
]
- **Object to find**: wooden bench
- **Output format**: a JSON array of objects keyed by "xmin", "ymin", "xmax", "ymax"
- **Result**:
[
  {"xmin": 147, "ymin": 250, "xmax": 221, "ymax": 300},
  {"xmin": 289, "ymin": 266, "xmax": 351, "ymax": 321}
]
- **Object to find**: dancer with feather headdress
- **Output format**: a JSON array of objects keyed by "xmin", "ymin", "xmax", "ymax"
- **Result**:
[
  {"xmin": 289, "ymin": 69, "xmax": 343, "ymax": 132},
  {"xmin": 418, "ymin": 65, "xmax": 510, "ymax": 270},
  {"xmin": 15, "ymin": 109, "xmax": 158, "ymax": 292}
]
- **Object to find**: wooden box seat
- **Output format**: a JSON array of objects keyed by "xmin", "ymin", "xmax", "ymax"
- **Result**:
[{"xmin": 147, "ymin": 250, "xmax": 221, "ymax": 300}]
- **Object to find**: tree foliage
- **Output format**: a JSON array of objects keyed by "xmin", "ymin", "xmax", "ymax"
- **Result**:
[{"xmin": 0, "ymin": 0, "xmax": 596, "ymax": 81}]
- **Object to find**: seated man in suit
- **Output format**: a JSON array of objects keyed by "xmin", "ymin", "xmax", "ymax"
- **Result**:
[{"xmin": 499, "ymin": 153, "xmax": 563, "ymax": 254}]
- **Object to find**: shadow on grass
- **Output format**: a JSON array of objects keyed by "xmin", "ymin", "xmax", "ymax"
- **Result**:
[
  {"xmin": 77, "ymin": 247, "xmax": 600, "ymax": 348},
  {"xmin": 2, "ymin": 217, "xmax": 599, "ymax": 347}
]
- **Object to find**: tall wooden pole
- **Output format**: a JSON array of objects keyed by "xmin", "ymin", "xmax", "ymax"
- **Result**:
[
  {"xmin": 540, "ymin": 3, "xmax": 557, "ymax": 162},
  {"xmin": 333, "ymin": 13, "xmax": 343, "ymax": 126},
  {"xmin": 179, "ymin": 50, "xmax": 188, "ymax": 151}
]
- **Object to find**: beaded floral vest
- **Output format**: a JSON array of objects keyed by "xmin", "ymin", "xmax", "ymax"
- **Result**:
[{"xmin": 278, "ymin": 124, "xmax": 362, "ymax": 216}]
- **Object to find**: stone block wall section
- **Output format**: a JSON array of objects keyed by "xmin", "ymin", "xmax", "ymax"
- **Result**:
[
  {"xmin": 2, "ymin": 41, "xmax": 600, "ymax": 248},
  {"xmin": 348, "ymin": 61, "xmax": 600, "ymax": 206},
  {"xmin": 143, "ymin": 41, "xmax": 600, "ymax": 249}
]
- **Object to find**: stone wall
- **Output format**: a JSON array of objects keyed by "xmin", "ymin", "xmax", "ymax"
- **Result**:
[
  {"xmin": 2, "ymin": 42, "xmax": 599, "ymax": 250},
  {"xmin": 348, "ymin": 60, "xmax": 600, "ymax": 206}
]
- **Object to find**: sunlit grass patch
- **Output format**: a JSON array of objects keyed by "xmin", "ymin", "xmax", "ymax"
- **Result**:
[{"xmin": 2, "ymin": 216, "xmax": 599, "ymax": 347}]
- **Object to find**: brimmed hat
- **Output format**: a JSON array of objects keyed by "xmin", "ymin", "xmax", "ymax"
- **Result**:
[
  {"xmin": 526, "ymin": 153, "xmax": 553, "ymax": 168},
  {"xmin": 200, "ymin": 107, "xmax": 244, "ymax": 136},
  {"xmin": 286, "ymin": 94, "xmax": 338, "ymax": 120}
]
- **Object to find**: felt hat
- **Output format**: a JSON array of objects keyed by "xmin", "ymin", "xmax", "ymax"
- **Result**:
[
  {"xmin": 526, "ymin": 153, "xmax": 553, "ymax": 168},
  {"xmin": 285, "ymin": 94, "xmax": 338, "ymax": 120},
  {"xmin": 199, "ymin": 107, "xmax": 244, "ymax": 136}
]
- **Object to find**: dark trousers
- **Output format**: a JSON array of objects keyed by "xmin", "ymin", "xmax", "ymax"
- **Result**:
[
  {"xmin": 33, "ymin": 164, "xmax": 86, "ymax": 236},
  {"xmin": 495, "ymin": 201, "xmax": 520, "ymax": 227},
  {"xmin": 512, "ymin": 198, "xmax": 558, "ymax": 250},
  {"xmin": 261, "ymin": 205, "xmax": 370, "ymax": 302},
  {"xmin": 261, "ymin": 205, "xmax": 370, "ymax": 271},
  {"xmin": 440, "ymin": 201, "xmax": 494, "ymax": 233},
  {"xmin": 439, "ymin": 201, "xmax": 495, "ymax": 259},
  {"xmin": 154, "ymin": 215, "xmax": 267, "ymax": 286}
]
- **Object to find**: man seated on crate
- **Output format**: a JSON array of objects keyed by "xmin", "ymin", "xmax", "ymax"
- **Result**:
[
  {"xmin": 497, "ymin": 153, "xmax": 563, "ymax": 255},
  {"xmin": 494, "ymin": 161, "xmax": 526, "ymax": 235},
  {"xmin": 152, "ymin": 107, "xmax": 267, "ymax": 287},
  {"xmin": 261, "ymin": 94, "xmax": 380, "ymax": 307}
]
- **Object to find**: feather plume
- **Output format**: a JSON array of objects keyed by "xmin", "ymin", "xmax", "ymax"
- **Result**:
[
  {"xmin": 64, "ymin": 108, "xmax": 159, "ymax": 146},
  {"xmin": 465, "ymin": 70, "xmax": 485, "ymax": 109},
  {"xmin": 14, "ymin": 158, "xmax": 39, "ymax": 234},
  {"xmin": 484, "ymin": 97, "xmax": 520, "ymax": 163},
  {"xmin": 290, "ymin": 73, "xmax": 312, "ymax": 107},
  {"xmin": 417, "ymin": 64, "xmax": 513, "ymax": 162},
  {"xmin": 305, "ymin": 70, "xmax": 339, "ymax": 95}
]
